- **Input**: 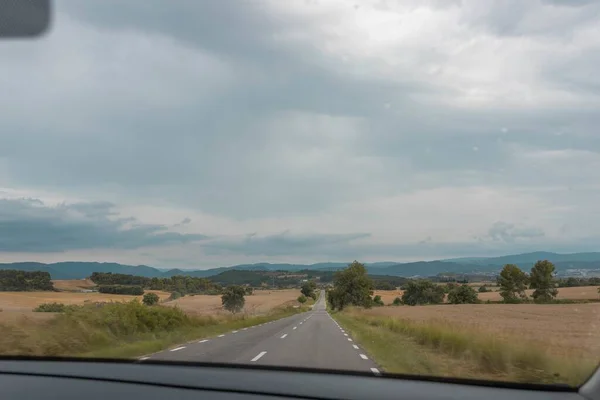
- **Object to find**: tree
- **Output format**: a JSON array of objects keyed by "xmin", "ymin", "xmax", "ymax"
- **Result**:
[
  {"xmin": 142, "ymin": 292, "xmax": 159, "ymax": 306},
  {"xmin": 497, "ymin": 264, "xmax": 529, "ymax": 303},
  {"xmin": 392, "ymin": 297, "xmax": 402, "ymax": 306},
  {"xmin": 401, "ymin": 280, "xmax": 445, "ymax": 306},
  {"xmin": 447, "ymin": 285, "xmax": 479, "ymax": 304},
  {"xmin": 530, "ymin": 260, "xmax": 558, "ymax": 303},
  {"xmin": 221, "ymin": 285, "xmax": 246, "ymax": 313},
  {"xmin": 372, "ymin": 295, "xmax": 384, "ymax": 306},
  {"xmin": 301, "ymin": 281, "xmax": 317, "ymax": 299},
  {"xmin": 297, "ymin": 295, "xmax": 307, "ymax": 304},
  {"xmin": 327, "ymin": 261, "xmax": 374, "ymax": 311}
]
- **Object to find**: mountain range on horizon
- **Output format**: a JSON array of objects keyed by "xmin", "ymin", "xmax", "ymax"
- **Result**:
[{"xmin": 1, "ymin": 251, "xmax": 600, "ymax": 280}]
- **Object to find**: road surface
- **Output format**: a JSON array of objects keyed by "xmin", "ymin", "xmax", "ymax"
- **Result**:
[{"xmin": 145, "ymin": 290, "xmax": 381, "ymax": 375}]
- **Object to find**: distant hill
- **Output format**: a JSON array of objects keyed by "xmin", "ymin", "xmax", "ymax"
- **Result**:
[
  {"xmin": 443, "ymin": 252, "xmax": 600, "ymax": 267},
  {"xmin": 0, "ymin": 262, "xmax": 164, "ymax": 280},
  {"xmin": 1, "ymin": 252, "xmax": 600, "ymax": 279}
]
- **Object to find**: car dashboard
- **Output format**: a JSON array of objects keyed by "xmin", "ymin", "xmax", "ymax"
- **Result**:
[{"xmin": 1, "ymin": 357, "xmax": 597, "ymax": 400}]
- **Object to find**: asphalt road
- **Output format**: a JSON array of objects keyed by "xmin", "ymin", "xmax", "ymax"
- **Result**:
[{"xmin": 144, "ymin": 290, "xmax": 381, "ymax": 375}]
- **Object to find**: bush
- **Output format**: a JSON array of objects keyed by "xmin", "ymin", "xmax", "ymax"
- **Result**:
[
  {"xmin": 447, "ymin": 285, "xmax": 479, "ymax": 304},
  {"xmin": 372, "ymin": 295, "xmax": 384, "ymax": 306},
  {"xmin": 245, "ymin": 287, "xmax": 254, "ymax": 295},
  {"xmin": 401, "ymin": 280, "xmax": 445, "ymax": 306},
  {"xmin": 168, "ymin": 291, "xmax": 182, "ymax": 301},
  {"xmin": 392, "ymin": 297, "xmax": 402, "ymax": 306},
  {"xmin": 97, "ymin": 285, "xmax": 144, "ymax": 295},
  {"xmin": 143, "ymin": 292, "xmax": 160, "ymax": 306},
  {"xmin": 478, "ymin": 285, "xmax": 490, "ymax": 293},
  {"xmin": 221, "ymin": 285, "xmax": 246, "ymax": 313},
  {"xmin": 297, "ymin": 295, "xmax": 307, "ymax": 304},
  {"xmin": 33, "ymin": 302, "xmax": 69, "ymax": 312}
]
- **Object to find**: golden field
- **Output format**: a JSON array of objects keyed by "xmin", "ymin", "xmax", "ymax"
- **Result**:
[
  {"xmin": 164, "ymin": 289, "xmax": 301, "ymax": 316},
  {"xmin": 362, "ymin": 302, "xmax": 600, "ymax": 361}
]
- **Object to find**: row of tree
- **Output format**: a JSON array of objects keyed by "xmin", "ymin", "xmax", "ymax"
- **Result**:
[
  {"xmin": 0, "ymin": 270, "xmax": 54, "ymax": 291},
  {"xmin": 90, "ymin": 272, "xmax": 222, "ymax": 295},
  {"xmin": 498, "ymin": 261, "xmax": 558, "ymax": 303},
  {"xmin": 326, "ymin": 259, "xmax": 568, "ymax": 310}
]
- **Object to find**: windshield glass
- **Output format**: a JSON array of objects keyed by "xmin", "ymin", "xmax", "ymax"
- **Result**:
[{"xmin": 1, "ymin": 0, "xmax": 599, "ymax": 388}]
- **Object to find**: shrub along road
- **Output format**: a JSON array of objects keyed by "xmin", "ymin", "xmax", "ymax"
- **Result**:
[{"xmin": 146, "ymin": 290, "xmax": 381, "ymax": 375}]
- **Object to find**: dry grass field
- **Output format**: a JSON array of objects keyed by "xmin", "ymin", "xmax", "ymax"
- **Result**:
[
  {"xmin": 52, "ymin": 279, "xmax": 96, "ymax": 291},
  {"xmin": 164, "ymin": 289, "xmax": 301, "ymax": 316},
  {"xmin": 374, "ymin": 290, "xmax": 403, "ymax": 304},
  {"xmin": 478, "ymin": 286, "xmax": 600, "ymax": 301},
  {"xmin": 363, "ymin": 303, "xmax": 600, "ymax": 361},
  {"xmin": 0, "ymin": 289, "xmax": 171, "ymax": 324}
]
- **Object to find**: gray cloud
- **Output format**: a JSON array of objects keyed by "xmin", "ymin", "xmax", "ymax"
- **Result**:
[
  {"xmin": 0, "ymin": 198, "xmax": 208, "ymax": 252},
  {"xmin": 0, "ymin": 1, "xmax": 599, "ymax": 266},
  {"xmin": 486, "ymin": 221, "xmax": 545, "ymax": 243},
  {"xmin": 203, "ymin": 231, "xmax": 371, "ymax": 257}
]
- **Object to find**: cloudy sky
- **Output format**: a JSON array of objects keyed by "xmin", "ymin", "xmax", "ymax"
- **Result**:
[{"xmin": 1, "ymin": 0, "xmax": 599, "ymax": 269}]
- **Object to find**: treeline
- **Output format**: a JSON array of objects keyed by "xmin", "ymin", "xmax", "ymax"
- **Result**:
[
  {"xmin": 90, "ymin": 272, "xmax": 221, "ymax": 295},
  {"xmin": 557, "ymin": 277, "xmax": 600, "ymax": 287},
  {"xmin": 97, "ymin": 285, "xmax": 144, "ymax": 295},
  {"xmin": 0, "ymin": 270, "xmax": 54, "ymax": 291}
]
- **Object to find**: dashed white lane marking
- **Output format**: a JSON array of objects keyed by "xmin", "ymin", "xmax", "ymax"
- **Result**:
[
  {"xmin": 352, "ymin": 345, "xmax": 359, "ymax": 349},
  {"xmin": 198, "ymin": 339, "xmax": 209, "ymax": 343},
  {"xmin": 251, "ymin": 351, "xmax": 267, "ymax": 362},
  {"xmin": 243, "ymin": 328, "xmax": 248, "ymax": 330},
  {"xmin": 371, "ymin": 368, "xmax": 381, "ymax": 376},
  {"xmin": 218, "ymin": 334, "xmax": 225, "ymax": 338},
  {"xmin": 280, "ymin": 334, "xmax": 288, "ymax": 339},
  {"xmin": 348, "ymin": 338, "xmax": 353, "ymax": 342},
  {"xmin": 293, "ymin": 326, "xmax": 297, "ymax": 330},
  {"xmin": 170, "ymin": 346, "xmax": 186, "ymax": 352},
  {"xmin": 359, "ymin": 354, "xmax": 368, "ymax": 360},
  {"xmin": 139, "ymin": 356, "xmax": 149, "ymax": 361},
  {"xmin": 300, "ymin": 322, "xmax": 303, "ymax": 325},
  {"xmin": 232, "ymin": 330, "xmax": 239, "ymax": 333},
  {"xmin": 344, "ymin": 333, "xmax": 348, "ymax": 336}
]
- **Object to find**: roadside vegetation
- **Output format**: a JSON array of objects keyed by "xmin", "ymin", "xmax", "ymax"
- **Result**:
[
  {"xmin": 0, "ymin": 299, "xmax": 311, "ymax": 359},
  {"xmin": 326, "ymin": 260, "xmax": 598, "ymax": 386}
]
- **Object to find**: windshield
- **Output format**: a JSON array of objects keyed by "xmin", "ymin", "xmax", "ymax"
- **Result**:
[{"xmin": 1, "ymin": 0, "xmax": 599, "ymax": 388}]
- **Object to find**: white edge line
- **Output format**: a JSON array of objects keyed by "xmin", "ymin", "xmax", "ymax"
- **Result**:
[
  {"xmin": 344, "ymin": 333, "xmax": 348, "ymax": 336},
  {"xmin": 348, "ymin": 338, "xmax": 353, "ymax": 341},
  {"xmin": 251, "ymin": 351, "xmax": 267, "ymax": 362},
  {"xmin": 170, "ymin": 346, "xmax": 186, "ymax": 352},
  {"xmin": 352, "ymin": 345, "xmax": 359, "ymax": 349},
  {"xmin": 138, "ymin": 356, "xmax": 149, "ymax": 360},
  {"xmin": 198, "ymin": 339, "xmax": 209, "ymax": 343},
  {"xmin": 293, "ymin": 326, "xmax": 297, "ymax": 330},
  {"xmin": 359, "ymin": 354, "xmax": 368, "ymax": 360},
  {"xmin": 218, "ymin": 334, "xmax": 225, "ymax": 337},
  {"xmin": 371, "ymin": 368, "xmax": 381, "ymax": 376},
  {"xmin": 280, "ymin": 334, "xmax": 288, "ymax": 339},
  {"xmin": 232, "ymin": 330, "xmax": 238, "ymax": 333}
]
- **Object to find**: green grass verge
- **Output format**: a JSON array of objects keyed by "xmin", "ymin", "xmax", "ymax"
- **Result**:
[
  {"xmin": 331, "ymin": 309, "xmax": 596, "ymax": 387},
  {"xmin": 0, "ymin": 300, "xmax": 309, "ymax": 359}
]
